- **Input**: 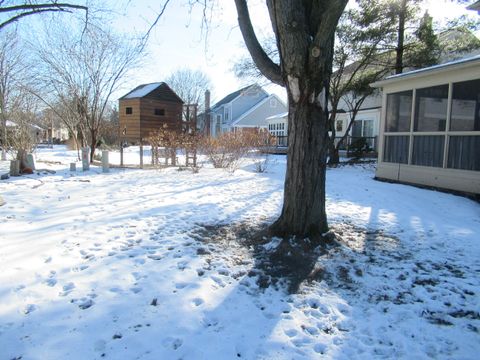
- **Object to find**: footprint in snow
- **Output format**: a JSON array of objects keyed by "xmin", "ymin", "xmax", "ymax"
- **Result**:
[
  {"xmin": 201, "ymin": 315, "xmax": 219, "ymax": 329},
  {"xmin": 130, "ymin": 287, "xmax": 142, "ymax": 294},
  {"xmin": 71, "ymin": 265, "xmax": 89, "ymax": 272},
  {"xmin": 191, "ymin": 298, "xmax": 204, "ymax": 307},
  {"xmin": 314, "ymin": 343, "xmax": 327, "ymax": 354},
  {"xmin": 177, "ymin": 261, "xmax": 189, "ymax": 270},
  {"xmin": 71, "ymin": 297, "xmax": 94, "ymax": 310},
  {"xmin": 59, "ymin": 282, "xmax": 75, "ymax": 296},
  {"xmin": 284, "ymin": 329, "xmax": 297, "ymax": 338},
  {"xmin": 23, "ymin": 304, "xmax": 37, "ymax": 314},
  {"xmin": 161, "ymin": 337, "xmax": 183, "ymax": 350}
]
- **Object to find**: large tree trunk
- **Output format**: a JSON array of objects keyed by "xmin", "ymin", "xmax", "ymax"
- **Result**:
[
  {"xmin": 235, "ymin": 0, "xmax": 347, "ymax": 239},
  {"xmin": 89, "ymin": 127, "xmax": 97, "ymax": 163},
  {"xmin": 271, "ymin": 97, "xmax": 330, "ymax": 236}
]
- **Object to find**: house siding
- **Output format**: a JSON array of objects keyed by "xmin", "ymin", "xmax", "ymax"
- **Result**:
[
  {"xmin": 234, "ymin": 96, "xmax": 288, "ymax": 128},
  {"xmin": 231, "ymin": 87, "xmax": 268, "ymax": 121},
  {"xmin": 373, "ymin": 56, "xmax": 480, "ymax": 195}
]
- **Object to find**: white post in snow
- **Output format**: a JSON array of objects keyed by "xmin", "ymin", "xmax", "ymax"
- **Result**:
[
  {"xmin": 102, "ymin": 151, "xmax": 109, "ymax": 173},
  {"xmin": 81, "ymin": 147, "xmax": 90, "ymax": 171}
]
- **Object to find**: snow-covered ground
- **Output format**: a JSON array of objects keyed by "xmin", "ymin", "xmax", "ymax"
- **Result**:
[{"xmin": 0, "ymin": 146, "xmax": 478, "ymax": 360}]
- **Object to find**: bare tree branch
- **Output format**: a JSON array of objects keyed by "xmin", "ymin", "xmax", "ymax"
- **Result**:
[
  {"xmin": 234, "ymin": 0, "xmax": 283, "ymax": 86},
  {"xmin": 0, "ymin": 2, "xmax": 88, "ymax": 30}
]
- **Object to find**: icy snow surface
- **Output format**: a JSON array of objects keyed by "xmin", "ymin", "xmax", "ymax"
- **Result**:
[{"xmin": 0, "ymin": 146, "xmax": 479, "ymax": 359}]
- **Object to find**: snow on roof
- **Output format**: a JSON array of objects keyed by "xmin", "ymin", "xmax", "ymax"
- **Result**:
[
  {"xmin": 122, "ymin": 82, "xmax": 164, "ymax": 99},
  {"xmin": 6, "ymin": 120, "xmax": 44, "ymax": 130},
  {"xmin": 266, "ymin": 112, "xmax": 288, "ymax": 121}
]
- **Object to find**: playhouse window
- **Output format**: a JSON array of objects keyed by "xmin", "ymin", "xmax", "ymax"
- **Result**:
[
  {"xmin": 154, "ymin": 108, "xmax": 165, "ymax": 116},
  {"xmin": 126, "ymin": 107, "xmax": 132, "ymax": 115}
]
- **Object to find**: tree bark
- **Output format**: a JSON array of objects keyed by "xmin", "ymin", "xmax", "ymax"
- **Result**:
[
  {"xmin": 271, "ymin": 95, "xmax": 330, "ymax": 236},
  {"xmin": 395, "ymin": 0, "xmax": 407, "ymax": 74},
  {"xmin": 235, "ymin": 0, "xmax": 347, "ymax": 238}
]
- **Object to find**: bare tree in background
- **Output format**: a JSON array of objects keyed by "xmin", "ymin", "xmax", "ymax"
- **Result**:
[
  {"xmin": 8, "ymin": 92, "xmax": 41, "ymax": 169},
  {"xmin": 0, "ymin": 1, "xmax": 87, "ymax": 30},
  {"xmin": 33, "ymin": 21, "xmax": 143, "ymax": 162},
  {"xmin": 166, "ymin": 68, "xmax": 212, "ymax": 112},
  {"xmin": 0, "ymin": 29, "xmax": 26, "ymax": 161}
]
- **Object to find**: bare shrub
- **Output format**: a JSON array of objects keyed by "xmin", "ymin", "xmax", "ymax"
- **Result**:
[
  {"xmin": 200, "ymin": 132, "xmax": 249, "ymax": 172},
  {"xmin": 148, "ymin": 124, "xmax": 182, "ymax": 166},
  {"xmin": 7, "ymin": 118, "xmax": 37, "ymax": 170},
  {"xmin": 243, "ymin": 129, "xmax": 273, "ymax": 173},
  {"xmin": 200, "ymin": 130, "xmax": 273, "ymax": 173}
]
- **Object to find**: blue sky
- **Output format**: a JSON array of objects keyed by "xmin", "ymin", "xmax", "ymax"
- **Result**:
[{"xmin": 106, "ymin": 0, "xmax": 473, "ymax": 104}]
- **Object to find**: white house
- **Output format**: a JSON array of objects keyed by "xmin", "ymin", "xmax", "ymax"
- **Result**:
[
  {"xmin": 371, "ymin": 55, "xmax": 480, "ymax": 195},
  {"xmin": 208, "ymin": 84, "xmax": 287, "ymax": 137},
  {"xmin": 335, "ymin": 27, "xmax": 480, "ymax": 151},
  {"xmin": 266, "ymin": 112, "xmax": 288, "ymax": 146}
]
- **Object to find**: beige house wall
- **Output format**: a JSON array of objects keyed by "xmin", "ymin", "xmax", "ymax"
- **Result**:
[{"xmin": 373, "ymin": 57, "xmax": 480, "ymax": 195}]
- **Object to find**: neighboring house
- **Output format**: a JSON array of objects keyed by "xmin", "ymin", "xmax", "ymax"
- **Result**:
[
  {"xmin": 467, "ymin": 0, "xmax": 480, "ymax": 14},
  {"xmin": 208, "ymin": 84, "xmax": 287, "ymax": 137},
  {"xmin": 118, "ymin": 82, "xmax": 184, "ymax": 143},
  {"xmin": 335, "ymin": 28, "xmax": 480, "ymax": 151},
  {"xmin": 266, "ymin": 112, "xmax": 288, "ymax": 146},
  {"xmin": 6, "ymin": 120, "xmax": 46, "ymax": 143},
  {"xmin": 371, "ymin": 55, "xmax": 480, "ymax": 195}
]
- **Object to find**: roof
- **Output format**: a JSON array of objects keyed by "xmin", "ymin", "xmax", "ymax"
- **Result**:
[
  {"xmin": 371, "ymin": 54, "xmax": 480, "ymax": 88},
  {"xmin": 266, "ymin": 112, "xmax": 288, "ymax": 121},
  {"xmin": 6, "ymin": 120, "xmax": 44, "ymax": 130},
  {"xmin": 119, "ymin": 82, "xmax": 184, "ymax": 103},
  {"xmin": 211, "ymin": 84, "xmax": 257, "ymax": 109},
  {"xmin": 467, "ymin": 1, "xmax": 480, "ymax": 12}
]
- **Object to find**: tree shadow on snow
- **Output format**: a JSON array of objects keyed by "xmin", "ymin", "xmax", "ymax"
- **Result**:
[{"xmin": 192, "ymin": 222, "xmax": 338, "ymax": 294}]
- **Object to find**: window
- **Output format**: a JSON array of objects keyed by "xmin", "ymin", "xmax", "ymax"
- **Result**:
[
  {"xmin": 336, "ymin": 120, "xmax": 343, "ymax": 132},
  {"xmin": 126, "ymin": 107, "xmax": 132, "ymax": 115},
  {"xmin": 448, "ymin": 136, "xmax": 480, "ymax": 171},
  {"xmin": 224, "ymin": 108, "xmax": 229, "ymax": 122},
  {"xmin": 383, "ymin": 136, "xmax": 409, "ymax": 164},
  {"xmin": 450, "ymin": 79, "xmax": 480, "ymax": 131},
  {"xmin": 154, "ymin": 108, "xmax": 165, "ymax": 116},
  {"xmin": 386, "ymin": 91, "xmax": 412, "ymax": 132},
  {"xmin": 414, "ymin": 85, "xmax": 448, "ymax": 132},
  {"xmin": 411, "ymin": 135, "xmax": 445, "ymax": 167}
]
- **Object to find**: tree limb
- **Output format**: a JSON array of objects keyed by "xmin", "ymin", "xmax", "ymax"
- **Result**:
[
  {"xmin": 234, "ymin": 0, "xmax": 284, "ymax": 86},
  {"xmin": 0, "ymin": 2, "xmax": 88, "ymax": 30}
]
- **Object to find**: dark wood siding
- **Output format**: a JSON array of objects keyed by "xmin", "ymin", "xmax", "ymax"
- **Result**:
[
  {"xmin": 119, "ymin": 98, "xmax": 141, "ymax": 140},
  {"xmin": 139, "ymin": 99, "xmax": 183, "ymax": 140}
]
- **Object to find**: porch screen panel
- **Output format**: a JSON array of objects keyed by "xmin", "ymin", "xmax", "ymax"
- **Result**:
[
  {"xmin": 412, "ymin": 135, "xmax": 445, "ymax": 167},
  {"xmin": 383, "ymin": 136, "xmax": 409, "ymax": 164},
  {"xmin": 447, "ymin": 136, "xmax": 480, "ymax": 171},
  {"xmin": 414, "ymin": 85, "xmax": 448, "ymax": 132},
  {"xmin": 385, "ymin": 91, "xmax": 413, "ymax": 132},
  {"xmin": 450, "ymin": 79, "xmax": 480, "ymax": 131}
]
